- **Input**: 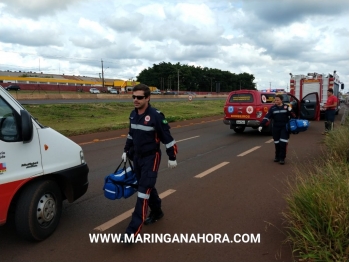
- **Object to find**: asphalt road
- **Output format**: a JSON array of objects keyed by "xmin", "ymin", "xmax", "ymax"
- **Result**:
[{"xmin": 0, "ymin": 112, "xmax": 337, "ymax": 262}]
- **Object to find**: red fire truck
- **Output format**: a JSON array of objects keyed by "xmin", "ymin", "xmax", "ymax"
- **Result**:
[{"xmin": 289, "ymin": 71, "xmax": 344, "ymax": 118}]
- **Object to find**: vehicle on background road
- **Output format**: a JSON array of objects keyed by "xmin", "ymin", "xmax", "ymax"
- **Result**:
[
  {"xmin": 5, "ymin": 85, "xmax": 21, "ymax": 91},
  {"xmin": 89, "ymin": 88, "xmax": 100, "ymax": 94},
  {"xmin": 109, "ymin": 89, "xmax": 119, "ymax": 94},
  {"xmin": 0, "ymin": 85, "xmax": 89, "ymax": 241},
  {"xmin": 163, "ymin": 91, "xmax": 177, "ymax": 95},
  {"xmin": 223, "ymin": 89, "xmax": 320, "ymax": 134},
  {"xmin": 151, "ymin": 90, "xmax": 162, "ymax": 95}
]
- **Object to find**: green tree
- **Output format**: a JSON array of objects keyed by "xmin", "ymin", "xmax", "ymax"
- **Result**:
[{"xmin": 136, "ymin": 62, "xmax": 256, "ymax": 93}]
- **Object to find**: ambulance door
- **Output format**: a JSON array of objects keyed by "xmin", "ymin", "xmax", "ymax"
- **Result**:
[
  {"xmin": 300, "ymin": 92, "xmax": 320, "ymax": 120},
  {"xmin": 0, "ymin": 97, "xmax": 43, "ymax": 186}
]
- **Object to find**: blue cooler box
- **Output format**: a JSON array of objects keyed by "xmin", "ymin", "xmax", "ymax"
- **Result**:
[
  {"xmin": 287, "ymin": 119, "xmax": 309, "ymax": 133},
  {"xmin": 103, "ymin": 179, "xmax": 124, "ymax": 200},
  {"xmin": 103, "ymin": 166, "xmax": 137, "ymax": 200}
]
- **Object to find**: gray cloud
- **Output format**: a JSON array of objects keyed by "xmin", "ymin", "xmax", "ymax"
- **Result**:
[
  {"xmin": 1, "ymin": 0, "xmax": 82, "ymax": 19},
  {"xmin": 138, "ymin": 22, "xmax": 227, "ymax": 46},
  {"xmin": 0, "ymin": 28, "xmax": 62, "ymax": 47},
  {"xmin": 69, "ymin": 36, "xmax": 112, "ymax": 49},
  {"xmin": 104, "ymin": 14, "xmax": 144, "ymax": 33},
  {"xmin": 0, "ymin": 0, "xmax": 348, "ymax": 89},
  {"xmin": 164, "ymin": 45, "xmax": 219, "ymax": 62},
  {"xmin": 242, "ymin": 0, "xmax": 349, "ymax": 26},
  {"xmin": 228, "ymin": 0, "xmax": 349, "ymax": 64},
  {"xmin": 261, "ymin": 36, "xmax": 318, "ymax": 59}
]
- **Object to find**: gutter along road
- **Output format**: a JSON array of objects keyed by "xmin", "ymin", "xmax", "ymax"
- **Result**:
[{"xmin": 0, "ymin": 114, "xmax": 333, "ymax": 262}]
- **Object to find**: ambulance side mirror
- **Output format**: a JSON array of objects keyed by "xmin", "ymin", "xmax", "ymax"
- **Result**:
[
  {"xmin": 21, "ymin": 110, "xmax": 33, "ymax": 143},
  {"xmin": 341, "ymin": 83, "xmax": 345, "ymax": 90}
]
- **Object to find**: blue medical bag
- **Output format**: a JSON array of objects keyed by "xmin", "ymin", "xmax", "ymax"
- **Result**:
[
  {"xmin": 287, "ymin": 119, "xmax": 310, "ymax": 134},
  {"xmin": 103, "ymin": 159, "xmax": 138, "ymax": 200}
]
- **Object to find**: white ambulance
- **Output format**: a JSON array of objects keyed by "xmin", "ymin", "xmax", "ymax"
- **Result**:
[{"xmin": 0, "ymin": 86, "xmax": 89, "ymax": 241}]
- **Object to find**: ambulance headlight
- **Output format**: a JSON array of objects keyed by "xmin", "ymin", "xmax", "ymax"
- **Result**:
[
  {"xmin": 80, "ymin": 151, "xmax": 85, "ymax": 164},
  {"xmin": 256, "ymin": 111, "xmax": 262, "ymax": 118}
]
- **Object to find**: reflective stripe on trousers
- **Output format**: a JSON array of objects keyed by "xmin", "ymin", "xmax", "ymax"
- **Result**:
[
  {"xmin": 126, "ymin": 153, "xmax": 162, "ymax": 235},
  {"xmin": 272, "ymin": 125, "xmax": 289, "ymax": 159}
]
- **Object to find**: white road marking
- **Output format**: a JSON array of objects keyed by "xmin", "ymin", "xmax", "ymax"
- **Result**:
[
  {"xmin": 194, "ymin": 162, "xmax": 230, "ymax": 178},
  {"xmin": 79, "ymin": 136, "xmax": 124, "ymax": 145},
  {"xmin": 265, "ymin": 139, "xmax": 274, "ymax": 143},
  {"xmin": 94, "ymin": 189, "xmax": 176, "ymax": 232},
  {"xmin": 237, "ymin": 146, "xmax": 261, "ymax": 156},
  {"xmin": 177, "ymin": 136, "xmax": 199, "ymax": 142},
  {"xmin": 80, "ymin": 135, "xmax": 199, "ymax": 146}
]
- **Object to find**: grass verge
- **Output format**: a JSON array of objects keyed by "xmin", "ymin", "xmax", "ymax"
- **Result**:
[
  {"xmin": 24, "ymin": 100, "xmax": 224, "ymax": 136},
  {"xmin": 283, "ymin": 118, "xmax": 349, "ymax": 261}
]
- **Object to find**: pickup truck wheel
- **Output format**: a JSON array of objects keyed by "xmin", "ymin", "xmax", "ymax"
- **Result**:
[
  {"xmin": 15, "ymin": 180, "xmax": 62, "ymax": 241},
  {"xmin": 232, "ymin": 126, "xmax": 245, "ymax": 133}
]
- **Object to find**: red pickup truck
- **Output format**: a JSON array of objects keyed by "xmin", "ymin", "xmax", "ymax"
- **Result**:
[{"xmin": 223, "ymin": 90, "xmax": 320, "ymax": 134}]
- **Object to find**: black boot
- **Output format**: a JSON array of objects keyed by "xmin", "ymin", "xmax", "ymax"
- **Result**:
[
  {"xmin": 120, "ymin": 233, "xmax": 134, "ymax": 245},
  {"xmin": 274, "ymin": 143, "xmax": 280, "ymax": 163},
  {"xmin": 144, "ymin": 209, "xmax": 164, "ymax": 225}
]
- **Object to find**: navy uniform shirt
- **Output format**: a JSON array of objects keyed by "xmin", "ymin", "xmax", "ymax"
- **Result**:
[
  {"xmin": 261, "ymin": 104, "xmax": 296, "ymax": 127},
  {"xmin": 124, "ymin": 104, "xmax": 177, "ymax": 160}
]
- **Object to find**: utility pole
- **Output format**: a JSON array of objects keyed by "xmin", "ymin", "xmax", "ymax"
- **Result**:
[
  {"xmin": 177, "ymin": 69, "xmax": 179, "ymax": 95},
  {"xmin": 101, "ymin": 59, "xmax": 104, "ymax": 91}
]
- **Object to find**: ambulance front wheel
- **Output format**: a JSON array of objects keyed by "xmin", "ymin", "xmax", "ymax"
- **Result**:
[{"xmin": 15, "ymin": 180, "xmax": 63, "ymax": 241}]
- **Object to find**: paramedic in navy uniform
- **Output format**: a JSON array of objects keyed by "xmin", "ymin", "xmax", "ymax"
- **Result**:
[
  {"xmin": 258, "ymin": 94, "xmax": 296, "ymax": 165},
  {"xmin": 121, "ymin": 84, "xmax": 178, "ymax": 240}
]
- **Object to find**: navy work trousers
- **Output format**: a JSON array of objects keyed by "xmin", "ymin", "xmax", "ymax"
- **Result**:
[
  {"xmin": 272, "ymin": 125, "xmax": 289, "ymax": 160},
  {"xmin": 126, "ymin": 151, "xmax": 161, "ymax": 236},
  {"xmin": 324, "ymin": 109, "xmax": 336, "ymax": 131}
]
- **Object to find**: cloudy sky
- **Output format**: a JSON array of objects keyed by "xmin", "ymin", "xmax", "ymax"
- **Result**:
[{"xmin": 0, "ymin": 0, "xmax": 348, "ymax": 91}]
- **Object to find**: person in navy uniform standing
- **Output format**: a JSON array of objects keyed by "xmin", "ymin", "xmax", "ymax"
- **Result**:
[
  {"xmin": 121, "ymin": 83, "xmax": 178, "ymax": 241},
  {"xmin": 258, "ymin": 94, "xmax": 296, "ymax": 165}
]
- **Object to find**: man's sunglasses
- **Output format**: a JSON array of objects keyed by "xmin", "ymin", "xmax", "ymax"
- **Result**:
[{"xmin": 132, "ymin": 95, "xmax": 146, "ymax": 100}]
